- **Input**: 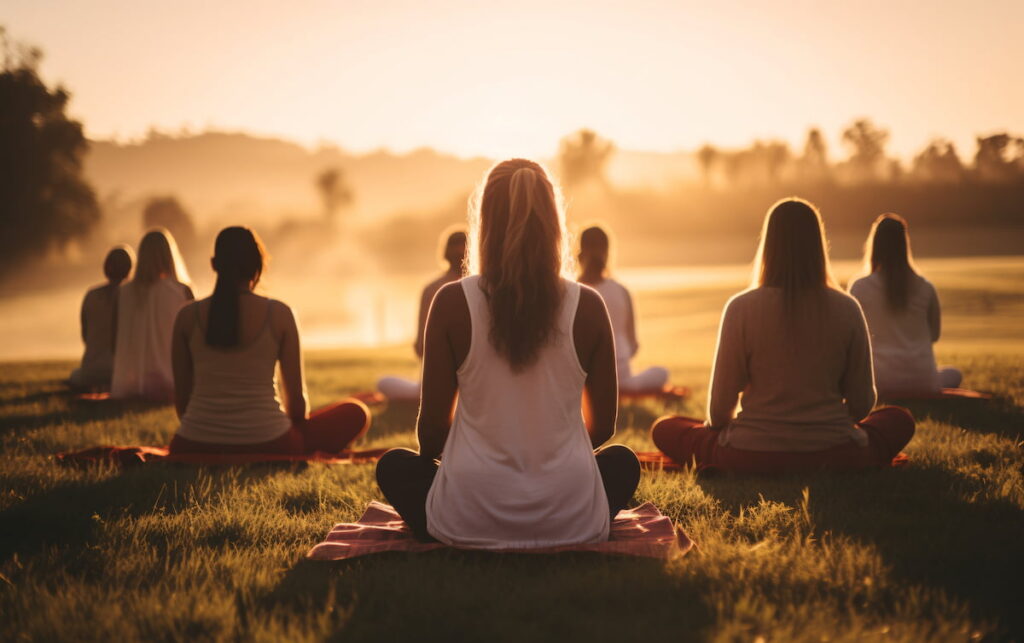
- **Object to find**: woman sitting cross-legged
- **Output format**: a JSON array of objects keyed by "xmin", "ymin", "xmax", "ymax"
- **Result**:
[
  {"xmin": 848, "ymin": 213, "xmax": 962, "ymax": 398},
  {"xmin": 376, "ymin": 159, "xmax": 641, "ymax": 546},
  {"xmin": 652, "ymin": 198, "xmax": 915, "ymax": 474},
  {"xmin": 169, "ymin": 226, "xmax": 370, "ymax": 455},
  {"xmin": 577, "ymin": 224, "xmax": 670, "ymax": 393}
]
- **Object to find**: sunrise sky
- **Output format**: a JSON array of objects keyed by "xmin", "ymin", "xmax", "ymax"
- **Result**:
[{"xmin": 4, "ymin": 0, "xmax": 1023, "ymax": 160}]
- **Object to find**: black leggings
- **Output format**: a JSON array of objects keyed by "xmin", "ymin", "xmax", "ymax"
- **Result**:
[{"xmin": 375, "ymin": 444, "xmax": 642, "ymax": 542}]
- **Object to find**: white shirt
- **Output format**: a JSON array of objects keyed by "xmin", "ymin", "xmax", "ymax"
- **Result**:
[
  {"xmin": 111, "ymin": 278, "xmax": 191, "ymax": 400},
  {"xmin": 426, "ymin": 276, "xmax": 610, "ymax": 549},
  {"xmin": 849, "ymin": 272, "xmax": 941, "ymax": 395}
]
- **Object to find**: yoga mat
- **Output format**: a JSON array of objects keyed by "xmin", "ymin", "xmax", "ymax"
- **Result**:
[
  {"xmin": 56, "ymin": 445, "xmax": 390, "ymax": 467},
  {"xmin": 307, "ymin": 501, "xmax": 693, "ymax": 561}
]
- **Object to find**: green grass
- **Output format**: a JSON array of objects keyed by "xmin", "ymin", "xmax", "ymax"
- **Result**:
[{"xmin": 2, "ymin": 259, "xmax": 1023, "ymax": 642}]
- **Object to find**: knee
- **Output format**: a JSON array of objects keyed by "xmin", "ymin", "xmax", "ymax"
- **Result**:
[
  {"xmin": 327, "ymin": 399, "xmax": 370, "ymax": 440},
  {"xmin": 650, "ymin": 415, "xmax": 699, "ymax": 449},
  {"xmin": 877, "ymin": 405, "xmax": 916, "ymax": 440},
  {"xmin": 600, "ymin": 444, "xmax": 640, "ymax": 469},
  {"xmin": 375, "ymin": 448, "xmax": 418, "ymax": 487}
]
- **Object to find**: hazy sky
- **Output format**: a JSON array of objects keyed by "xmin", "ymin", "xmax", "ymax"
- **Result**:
[{"xmin": 4, "ymin": 0, "xmax": 1022, "ymax": 159}]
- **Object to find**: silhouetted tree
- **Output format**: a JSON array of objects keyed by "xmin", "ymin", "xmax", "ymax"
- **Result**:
[
  {"xmin": 142, "ymin": 196, "xmax": 196, "ymax": 253},
  {"xmin": 558, "ymin": 129, "xmax": 614, "ymax": 189},
  {"xmin": 799, "ymin": 128, "xmax": 830, "ymax": 182},
  {"xmin": 696, "ymin": 144, "xmax": 718, "ymax": 187},
  {"xmin": 761, "ymin": 140, "xmax": 791, "ymax": 184},
  {"xmin": 316, "ymin": 166, "xmax": 353, "ymax": 222},
  {"xmin": 974, "ymin": 134, "xmax": 1024, "ymax": 182},
  {"xmin": 841, "ymin": 119, "xmax": 890, "ymax": 182},
  {"xmin": 912, "ymin": 139, "xmax": 964, "ymax": 183},
  {"xmin": 0, "ymin": 29, "xmax": 100, "ymax": 277}
]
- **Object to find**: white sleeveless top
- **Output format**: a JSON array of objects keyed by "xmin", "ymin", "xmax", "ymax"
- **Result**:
[
  {"xmin": 176, "ymin": 301, "xmax": 292, "ymax": 444},
  {"xmin": 849, "ymin": 272, "xmax": 941, "ymax": 394},
  {"xmin": 425, "ymin": 276, "xmax": 610, "ymax": 549},
  {"xmin": 591, "ymin": 278, "xmax": 634, "ymax": 379},
  {"xmin": 111, "ymin": 278, "xmax": 192, "ymax": 400}
]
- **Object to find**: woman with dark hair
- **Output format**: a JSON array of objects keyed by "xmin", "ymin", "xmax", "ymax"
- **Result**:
[
  {"xmin": 376, "ymin": 227, "xmax": 467, "ymax": 402},
  {"xmin": 111, "ymin": 228, "xmax": 194, "ymax": 401},
  {"xmin": 652, "ymin": 198, "xmax": 915, "ymax": 473},
  {"xmin": 849, "ymin": 214, "xmax": 961, "ymax": 397},
  {"xmin": 69, "ymin": 245, "xmax": 135, "ymax": 392},
  {"xmin": 376, "ymin": 159, "xmax": 640, "ymax": 546},
  {"xmin": 578, "ymin": 224, "xmax": 669, "ymax": 392},
  {"xmin": 169, "ymin": 226, "xmax": 370, "ymax": 454}
]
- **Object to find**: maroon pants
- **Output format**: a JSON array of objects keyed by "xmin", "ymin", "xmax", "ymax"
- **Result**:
[
  {"xmin": 169, "ymin": 399, "xmax": 370, "ymax": 455},
  {"xmin": 651, "ymin": 406, "xmax": 915, "ymax": 474}
]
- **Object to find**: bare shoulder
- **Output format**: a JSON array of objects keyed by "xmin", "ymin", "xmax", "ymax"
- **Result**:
[
  {"xmin": 431, "ymin": 281, "xmax": 469, "ymax": 318},
  {"xmin": 577, "ymin": 284, "xmax": 608, "ymax": 319}
]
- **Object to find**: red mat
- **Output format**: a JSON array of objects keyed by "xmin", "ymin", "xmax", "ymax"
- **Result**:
[
  {"xmin": 306, "ymin": 501, "xmax": 693, "ymax": 561},
  {"xmin": 880, "ymin": 387, "xmax": 992, "ymax": 401},
  {"xmin": 55, "ymin": 445, "xmax": 390, "ymax": 467},
  {"xmin": 637, "ymin": 450, "xmax": 910, "ymax": 472}
]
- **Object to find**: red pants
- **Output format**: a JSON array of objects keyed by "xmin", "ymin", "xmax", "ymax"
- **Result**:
[
  {"xmin": 169, "ymin": 399, "xmax": 370, "ymax": 455},
  {"xmin": 651, "ymin": 406, "xmax": 915, "ymax": 474}
]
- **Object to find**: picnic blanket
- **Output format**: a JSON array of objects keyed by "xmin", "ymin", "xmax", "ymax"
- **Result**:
[
  {"xmin": 307, "ymin": 501, "xmax": 693, "ymax": 561},
  {"xmin": 55, "ymin": 445, "xmax": 390, "ymax": 467},
  {"xmin": 636, "ymin": 450, "xmax": 910, "ymax": 472}
]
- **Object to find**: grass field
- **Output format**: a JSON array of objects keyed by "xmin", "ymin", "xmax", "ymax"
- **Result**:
[{"xmin": 2, "ymin": 257, "xmax": 1023, "ymax": 642}]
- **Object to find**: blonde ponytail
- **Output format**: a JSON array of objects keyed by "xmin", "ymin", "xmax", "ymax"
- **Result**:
[{"xmin": 471, "ymin": 159, "xmax": 568, "ymax": 371}]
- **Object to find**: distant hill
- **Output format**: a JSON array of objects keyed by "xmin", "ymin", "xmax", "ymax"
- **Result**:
[{"xmin": 84, "ymin": 131, "xmax": 495, "ymax": 228}]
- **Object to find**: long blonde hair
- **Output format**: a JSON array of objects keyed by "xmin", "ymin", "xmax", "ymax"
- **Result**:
[
  {"xmin": 752, "ymin": 197, "xmax": 836, "ymax": 314},
  {"xmin": 467, "ymin": 159, "xmax": 573, "ymax": 371},
  {"xmin": 133, "ymin": 228, "xmax": 191, "ymax": 288},
  {"xmin": 864, "ymin": 213, "xmax": 918, "ymax": 311}
]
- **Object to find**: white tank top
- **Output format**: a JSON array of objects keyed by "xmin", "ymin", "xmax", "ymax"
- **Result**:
[
  {"xmin": 425, "ymin": 276, "xmax": 610, "ymax": 549},
  {"xmin": 176, "ymin": 301, "xmax": 292, "ymax": 444}
]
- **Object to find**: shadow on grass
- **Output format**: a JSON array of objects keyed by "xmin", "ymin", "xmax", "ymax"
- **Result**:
[
  {"xmin": 892, "ymin": 395, "xmax": 1024, "ymax": 440},
  {"xmin": 698, "ymin": 464, "xmax": 1024, "ymax": 637},
  {"xmin": 258, "ymin": 551, "xmax": 710, "ymax": 641},
  {"xmin": 0, "ymin": 465, "xmax": 282, "ymax": 565},
  {"xmin": 0, "ymin": 390, "xmax": 170, "ymax": 437}
]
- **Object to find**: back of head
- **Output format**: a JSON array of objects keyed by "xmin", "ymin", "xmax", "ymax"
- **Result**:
[
  {"xmin": 754, "ymin": 198, "xmax": 835, "ymax": 313},
  {"xmin": 134, "ymin": 228, "xmax": 191, "ymax": 288},
  {"xmin": 103, "ymin": 245, "xmax": 135, "ymax": 285},
  {"xmin": 207, "ymin": 226, "xmax": 267, "ymax": 348},
  {"xmin": 867, "ymin": 213, "xmax": 916, "ymax": 311},
  {"xmin": 578, "ymin": 225, "xmax": 611, "ymax": 277},
  {"xmin": 470, "ymin": 158, "xmax": 568, "ymax": 371},
  {"xmin": 441, "ymin": 228, "xmax": 468, "ymax": 273}
]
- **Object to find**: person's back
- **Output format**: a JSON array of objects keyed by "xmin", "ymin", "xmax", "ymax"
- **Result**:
[
  {"xmin": 714, "ymin": 287, "xmax": 873, "ymax": 451},
  {"xmin": 376, "ymin": 159, "xmax": 639, "ymax": 546},
  {"xmin": 72, "ymin": 284, "xmax": 119, "ymax": 389},
  {"xmin": 111, "ymin": 276, "xmax": 192, "ymax": 400},
  {"xmin": 176, "ymin": 296, "xmax": 291, "ymax": 444},
  {"xmin": 425, "ymin": 276, "xmax": 609, "ymax": 548},
  {"xmin": 70, "ymin": 246, "xmax": 134, "ymax": 392},
  {"xmin": 850, "ymin": 272, "xmax": 939, "ymax": 394}
]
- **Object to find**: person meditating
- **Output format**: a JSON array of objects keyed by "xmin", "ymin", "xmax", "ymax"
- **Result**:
[
  {"xmin": 69, "ymin": 246, "xmax": 134, "ymax": 392},
  {"xmin": 577, "ymin": 224, "xmax": 670, "ymax": 393},
  {"xmin": 652, "ymin": 198, "xmax": 915, "ymax": 474},
  {"xmin": 849, "ymin": 214, "xmax": 962, "ymax": 398},
  {"xmin": 111, "ymin": 228, "xmax": 194, "ymax": 401},
  {"xmin": 376, "ymin": 228, "xmax": 467, "ymax": 402},
  {"xmin": 376, "ymin": 159, "xmax": 641, "ymax": 546},
  {"xmin": 169, "ymin": 226, "xmax": 370, "ymax": 454}
]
